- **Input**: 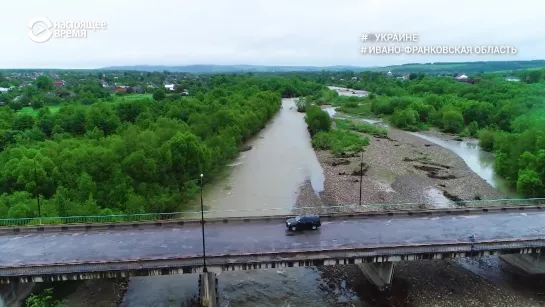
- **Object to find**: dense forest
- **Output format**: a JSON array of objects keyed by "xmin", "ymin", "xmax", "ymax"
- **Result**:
[
  {"xmin": 0, "ymin": 74, "xmax": 322, "ymax": 218},
  {"xmin": 326, "ymin": 69, "xmax": 545, "ymax": 197}
]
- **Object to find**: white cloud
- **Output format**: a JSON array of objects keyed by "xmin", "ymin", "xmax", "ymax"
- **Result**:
[{"xmin": 1, "ymin": 0, "xmax": 543, "ymax": 68}]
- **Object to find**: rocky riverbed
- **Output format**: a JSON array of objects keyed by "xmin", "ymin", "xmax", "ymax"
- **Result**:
[
  {"xmin": 318, "ymin": 259, "xmax": 545, "ymax": 307},
  {"xmin": 295, "ymin": 127, "xmax": 504, "ymax": 214}
]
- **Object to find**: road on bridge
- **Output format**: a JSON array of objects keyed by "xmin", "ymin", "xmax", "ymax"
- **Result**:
[{"xmin": 0, "ymin": 211, "xmax": 544, "ymax": 267}]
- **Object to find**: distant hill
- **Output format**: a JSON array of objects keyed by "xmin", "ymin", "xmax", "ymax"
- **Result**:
[
  {"xmin": 98, "ymin": 64, "xmax": 369, "ymax": 73},
  {"xmin": 100, "ymin": 60, "xmax": 545, "ymax": 74}
]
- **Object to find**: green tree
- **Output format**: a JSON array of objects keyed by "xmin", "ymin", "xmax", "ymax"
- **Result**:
[
  {"xmin": 467, "ymin": 121, "xmax": 479, "ymax": 137},
  {"xmin": 305, "ymin": 106, "xmax": 331, "ymax": 135},
  {"xmin": 442, "ymin": 110, "xmax": 464, "ymax": 133},
  {"xmin": 13, "ymin": 115, "xmax": 35, "ymax": 131},
  {"xmin": 153, "ymin": 89, "xmax": 166, "ymax": 101},
  {"xmin": 35, "ymin": 76, "xmax": 54, "ymax": 91},
  {"xmin": 516, "ymin": 169, "xmax": 543, "ymax": 197}
]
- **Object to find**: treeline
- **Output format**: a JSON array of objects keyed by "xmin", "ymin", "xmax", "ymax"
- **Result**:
[
  {"xmin": 0, "ymin": 75, "xmax": 322, "ymax": 219},
  {"xmin": 327, "ymin": 71, "xmax": 545, "ymax": 197},
  {"xmin": 373, "ymin": 60, "xmax": 545, "ymax": 75}
]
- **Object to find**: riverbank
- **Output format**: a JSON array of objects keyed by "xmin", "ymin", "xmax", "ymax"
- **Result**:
[
  {"xmin": 294, "ymin": 108, "xmax": 545, "ymax": 306},
  {"xmin": 61, "ymin": 279, "xmax": 128, "ymax": 307},
  {"xmin": 319, "ymin": 259, "xmax": 545, "ymax": 307},
  {"xmin": 296, "ymin": 125, "xmax": 504, "ymax": 213}
]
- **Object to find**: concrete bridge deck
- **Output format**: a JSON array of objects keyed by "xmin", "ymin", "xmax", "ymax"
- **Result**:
[{"xmin": 0, "ymin": 211, "xmax": 544, "ymax": 283}]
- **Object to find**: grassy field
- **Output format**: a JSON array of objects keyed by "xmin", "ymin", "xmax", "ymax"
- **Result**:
[
  {"xmin": 17, "ymin": 94, "xmax": 153, "ymax": 117},
  {"xmin": 19, "ymin": 105, "xmax": 61, "ymax": 117},
  {"xmin": 111, "ymin": 93, "xmax": 153, "ymax": 103}
]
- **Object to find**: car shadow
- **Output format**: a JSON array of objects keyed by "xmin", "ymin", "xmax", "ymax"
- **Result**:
[{"xmin": 285, "ymin": 228, "xmax": 321, "ymax": 236}]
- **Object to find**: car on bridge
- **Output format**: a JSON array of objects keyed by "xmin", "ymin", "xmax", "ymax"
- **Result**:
[{"xmin": 286, "ymin": 214, "xmax": 321, "ymax": 231}]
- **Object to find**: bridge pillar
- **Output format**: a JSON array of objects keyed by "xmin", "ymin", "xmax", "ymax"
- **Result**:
[
  {"xmin": 500, "ymin": 254, "xmax": 545, "ymax": 274},
  {"xmin": 198, "ymin": 272, "xmax": 218, "ymax": 307},
  {"xmin": 358, "ymin": 262, "xmax": 395, "ymax": 290}
]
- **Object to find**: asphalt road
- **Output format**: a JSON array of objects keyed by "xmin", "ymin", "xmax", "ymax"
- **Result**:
[{"xmin": 1, "ymin": 211, "xmax": 544, "ymax": 267}]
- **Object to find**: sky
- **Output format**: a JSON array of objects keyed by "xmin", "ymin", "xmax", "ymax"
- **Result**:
[{"xmin": 1, "ymin": 0, "xmax": 544, "ymax": 69}]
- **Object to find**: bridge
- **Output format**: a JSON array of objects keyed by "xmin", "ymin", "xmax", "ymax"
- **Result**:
[{"xmin": 1, "ymin": 204, "xmax": 545, "ymax": 306}]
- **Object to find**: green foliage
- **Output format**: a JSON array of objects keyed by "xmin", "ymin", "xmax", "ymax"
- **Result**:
[
  {"xmin": 311, "ymin": 130, "xmax": 369, "ymax": 156},
  {"xmin": 326, "ymin": 69, "xmax": 545, "ymax": 197},
  {"xmin": 35, "ymin": 76, "xmax": 54, "ymax": 91},
  {"xmin": 334, "ymin": 119, "xmax": 387, "ymax": 135},
  {"xmin": 479, "ymin": 129, "xmax": 495, "ymax": 151},
  {"xmin": 26, "ymin": 288, "xmax": 65, "ymax": 307},
  {"xmin": 442, "ymin": 110, "xmax": 464, "ymax": 133},
  {"xmin": 391, "ymin": 108, "xmax": 419, "ymax": 131},
  {"xmin": 294, "ymin": 97, "xmax": 309, "ymax": 112},
  {"xmin": 0, "ymin": 75, "xmax": 307, "ymax": 218},
  {"xmin": 152, "ymin": 89, "xmax": 166, "ymax": 101},
  {"xmin": 467, "ymin": 121, "xmax": 479, "ymax": 137},
  {"xmin": 516, "ymin": 169, "xmax": 543, "ymax": 197},
  {"xmin": 305, "ymin": 106, "xmax": 331, "ymax": 135}
]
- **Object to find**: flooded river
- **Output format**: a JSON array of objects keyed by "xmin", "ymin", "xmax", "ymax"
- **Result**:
[{"xmin": 202, "ymin": 98, "xmax": 324, "ymax": 218}]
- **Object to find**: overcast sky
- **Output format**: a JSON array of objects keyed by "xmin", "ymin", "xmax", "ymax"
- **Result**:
[{"xmin": 1, "ymin": 0, "xmax": 544, "ymax": 69}]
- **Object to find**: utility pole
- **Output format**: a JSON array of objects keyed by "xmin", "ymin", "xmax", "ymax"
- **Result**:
[
  {"xmin": 359, "ymin": 151, "xmax": 363, "ymax": 207},
  {"xmin": 200, "ymin": 173, "xmax": 207, "ymax": 273},
  {"xmin": 33, "ymin": 159, "xmax": 41, "ymax": 218}
]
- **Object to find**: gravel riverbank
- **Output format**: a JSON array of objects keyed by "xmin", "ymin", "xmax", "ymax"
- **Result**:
[
  {"xmin": 318, "ymin": 259, "xmax": 545, "ymax": 307},
  {"xmin": 296, "ymin": 127, "xmax": 504, "ymax": 214},
  {"xmin": 60, "ymin": 279, "xmax": 128, "ymax": 307}
]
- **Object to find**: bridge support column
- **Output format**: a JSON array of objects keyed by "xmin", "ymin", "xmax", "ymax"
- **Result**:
[
  {"xmin": 500, "ymin": 254, "xmax": 545, "ymax": 274},
  {"xmin": 198, "ymin": 272, "xmax": 218, "ymax": 307},
  {"xmin": 358, "ymin": 262, "xmax": 394, "ymax": 290}
]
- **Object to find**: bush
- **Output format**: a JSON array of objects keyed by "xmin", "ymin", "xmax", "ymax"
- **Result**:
[
  {"xmin": 334, "ymin": 119, "xmax": 387, "ymax": 135},
  {"xmin": 294, "ymin": 97, "xmax": 308, "ymax": 112},
  {"xmin": 305, "ymin": 106, "xmax": 331, "ymax": 135},
  {"xmin": 152, "ymin": 89, "xmax": 166, "ymax": 101},
  {"xmin": 311, "ymin": 130, "xmax": 369, "ymax": 156},
  {"xmin": 391, "ymin": 108, "xmax": 419, "ymax": 131},
  {"xmin": 478, "ymin": 129, "xmax": 495, "ymax": 151},
  {"xmin": 442, "ymin": 110, "xmax": 464, "ymax": 133},
  {"xmin": 26, "ymin": 288, "xmax": 65, "ymax": 307}
]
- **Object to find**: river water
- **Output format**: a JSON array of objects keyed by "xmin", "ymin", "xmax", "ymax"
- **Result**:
[
  {"xmin": 202, "ymin": 98, "xmax": 324, "ymax": 218},
  {"xmin": 117, "ymin": 93, "xmax": 520, "ymax": 306},
  {"xmin": 407, "ymin": 132, "xmax": 517, "ymax": 198}
]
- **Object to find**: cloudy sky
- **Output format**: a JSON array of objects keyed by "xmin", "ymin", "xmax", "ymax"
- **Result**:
[{"xmin": 1, "ymin": 0, "xmax": 544, "ymax": 69}]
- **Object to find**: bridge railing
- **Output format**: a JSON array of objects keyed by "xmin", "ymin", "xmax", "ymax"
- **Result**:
[{"xmin": 0, "ymin": 198, "xmax": 543, "ymax": 227}]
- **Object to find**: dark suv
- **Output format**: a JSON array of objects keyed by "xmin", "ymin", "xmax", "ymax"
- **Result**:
[{"xmin": 286, "ymin": 214, "xmax": 321, "ymax": 231}]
